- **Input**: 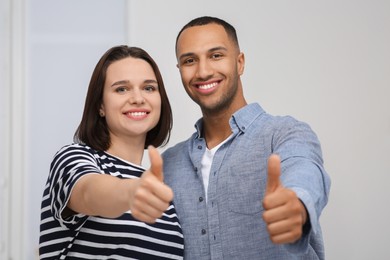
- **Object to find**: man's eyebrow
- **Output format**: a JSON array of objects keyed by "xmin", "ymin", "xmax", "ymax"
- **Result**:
[
  {"xmin": 179, "ymin": 46, "xmax": 228, "ymax": 60},
  {"xmin": 209, "ymin": 46, "xmax": 228, "ymax": 53},
  {"xmin": 178, "ymin": 52, "xmax": 195, "ymax": 61}
]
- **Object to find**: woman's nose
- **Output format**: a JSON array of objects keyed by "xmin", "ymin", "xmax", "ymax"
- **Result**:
[{"xmin": 129, "ymin": 90, "xmax": 145, "ymax": 104}]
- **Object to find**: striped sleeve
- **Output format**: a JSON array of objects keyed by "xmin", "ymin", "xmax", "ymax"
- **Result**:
[{"xmin": 48, "ymin": 144, "xmax": 101, "ymax": 230}]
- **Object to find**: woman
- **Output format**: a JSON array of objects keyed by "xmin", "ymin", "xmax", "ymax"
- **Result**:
[{"xmin": 39, "ymin": 46, "xmax": 183, "ymax": 259}]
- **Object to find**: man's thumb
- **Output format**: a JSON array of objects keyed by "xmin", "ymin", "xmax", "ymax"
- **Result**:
[
  {"xmin": 266, "ymin": 154, "xmax": 282, "ymax": 195},
  {"xmin": 148, "ymin": 145, "xmax": 164, "ymax": 181}
]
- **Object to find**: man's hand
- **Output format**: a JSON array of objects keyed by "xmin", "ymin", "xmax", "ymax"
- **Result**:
[
  {"xmin": 262, "ymin": 154, "xmax": 307, "ymax": 244},
  {"xmin": 129, "ymin": 146, "xmax": 173, "ymax": 223}
]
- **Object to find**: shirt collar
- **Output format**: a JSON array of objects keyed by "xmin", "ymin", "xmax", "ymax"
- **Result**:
[{"xmin": 194, "ymin": 103, "xmax": 265, "ymax": 138}]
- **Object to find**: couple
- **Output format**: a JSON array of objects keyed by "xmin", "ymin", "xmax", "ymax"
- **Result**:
[{"xmin": 39, "ymin": 16, "xmax": 331, "ymax": 260}]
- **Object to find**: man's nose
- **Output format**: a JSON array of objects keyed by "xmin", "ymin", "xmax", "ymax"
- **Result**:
[{"xmin": 195, "ymin": 59, "xmax": 213, "ymax": 79}]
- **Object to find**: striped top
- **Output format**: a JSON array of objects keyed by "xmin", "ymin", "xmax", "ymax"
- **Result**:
[{"xmin": 39, "ymin": 143, "xmax": 184, "ymax": 260}]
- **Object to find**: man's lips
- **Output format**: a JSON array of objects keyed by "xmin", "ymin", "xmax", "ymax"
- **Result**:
[
  {"xmin": 194, "ymin": 81, "xmax": 221, "ymax": 93},
  {"xmin": 196, "ymin": 81, "xmax": 219, "ymax": 90}
]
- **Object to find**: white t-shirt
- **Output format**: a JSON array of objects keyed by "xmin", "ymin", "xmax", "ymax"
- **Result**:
[{"xmin": 201, "ymin": 135, "xmax": 233, "ymax": 202}]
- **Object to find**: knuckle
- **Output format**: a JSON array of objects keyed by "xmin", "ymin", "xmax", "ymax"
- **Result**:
[
  {"xmin": 291, "ymin": 202, "xmax": 301, "ymax": 214},
  {"xmin": 271, "ymin": 236, "xmax": 281, "ymax": 244},
  {"xmin": 134, "ymin": 188, "xmax": 148, "ymax": 201},
  {"xmin": 267, "ymin": 226, "xmax": 273, "ymax": 236},
  {"xmin": 141, "ymin": 175, "xmax": 153, "ymax": 187},
  {"xmin": 262, "ymin": 212, "xmax": 270, "ymax": 223},
  {"xmin": 262, "ymin": 199, "xmax": 270, "ymax": 209},
  {"xmin": 292, "ymin": 228, "xmax": 302, "ymax": 240},
  {"xmin": 286, "ymin": 189, "xmax": 295, "ymax": 196},
  {"xmin": 131, "ymin": 208, "xmax": 141, "ymax": 218}
]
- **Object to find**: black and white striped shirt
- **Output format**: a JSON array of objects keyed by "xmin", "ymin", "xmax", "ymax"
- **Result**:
[{"xmin": 39, "ymin": 143, "xmax": 184, "ymax": 259}]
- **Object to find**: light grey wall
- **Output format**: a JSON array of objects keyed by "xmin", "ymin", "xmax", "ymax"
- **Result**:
[
  {"xmin": 8, "ymin": 0, "xmax": 390, "ymax": 259},
  {"xmin": 0, "ymin": 0, "xmax": 10, "ymax": 257},
  {"xmin": 25, "ymin": 0, "xmax": 127, "ymax": 258},
  {"xmin": 130, "ymin": 0, "xmax": 390, "ymax": 260},
  {"xmin": 128, "ymin": 1, "xmax": 390, "ymax": 259}
]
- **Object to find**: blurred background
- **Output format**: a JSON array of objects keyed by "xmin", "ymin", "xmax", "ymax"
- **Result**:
[{"xmin": 1, "ymin": 0, "xmax": 389, "ymax": 259}]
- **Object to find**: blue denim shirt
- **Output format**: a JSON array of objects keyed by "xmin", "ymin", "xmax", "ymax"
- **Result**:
[{"xmin": 163, "ymin": 103, "xmax": 331, "ymax": 260}]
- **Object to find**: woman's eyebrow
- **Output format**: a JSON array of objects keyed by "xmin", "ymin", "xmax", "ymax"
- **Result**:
[{"xmin": 111, "ymin": 80, "xmax": 129, "ymax": 87}]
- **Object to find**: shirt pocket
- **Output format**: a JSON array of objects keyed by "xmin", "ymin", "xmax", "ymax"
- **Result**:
[{"xmin": 227, "ymin": 164, "xmax": 267, "ymax": 215}]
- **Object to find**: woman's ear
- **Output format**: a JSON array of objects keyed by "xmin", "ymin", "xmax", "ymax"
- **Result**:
[{"xmin": 99, "ymin": 105, "xmax": 105, "ymax": 117}]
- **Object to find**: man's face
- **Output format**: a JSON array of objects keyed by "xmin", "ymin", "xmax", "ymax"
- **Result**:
[{"xmin": 176, "ymin": 23, "xmax": 244, "ymax": 114}]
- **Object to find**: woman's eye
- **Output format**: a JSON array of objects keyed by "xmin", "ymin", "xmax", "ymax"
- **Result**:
[
  {"xmin": 144, "ymin": 85, "xmax": 157, "ymax": 92},
  {"xmin": 115, "ymin": 87, "xmax": 127, "ymax": 93}
]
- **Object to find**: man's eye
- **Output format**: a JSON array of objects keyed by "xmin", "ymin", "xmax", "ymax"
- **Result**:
[
  {"xmin": 211, "ymin": 53, "xmax": 223, "ymax": 59},
  {"xmin": 183, "ymin": 58, "xmax": 194, "ymax": 64}
]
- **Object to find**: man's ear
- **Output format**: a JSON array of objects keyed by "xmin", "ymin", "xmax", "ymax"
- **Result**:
[{"xmin": 237, "ymin": 52, "xmax": 245, "ymax": 76}]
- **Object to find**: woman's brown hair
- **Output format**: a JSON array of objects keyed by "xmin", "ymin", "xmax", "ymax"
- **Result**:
[{"xmin": 74, "ymin": 45, "xmax": 172, "ymax": 151}]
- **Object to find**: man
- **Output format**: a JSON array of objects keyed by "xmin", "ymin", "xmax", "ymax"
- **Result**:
[{"xmin": 162, "ymin": 16, "xmax": 331, "ymax": 259}]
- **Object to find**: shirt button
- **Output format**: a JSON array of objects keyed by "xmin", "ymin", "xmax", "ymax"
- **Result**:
[
  {"xmin": 201, "ymin": 229, "xmax": 207, "ymax": 235},
  {"xmin": 197, "ymin": 145, "xmax": 202, "ymax": 149},
  {"xmin": 194, "ymin": 167, "xmax": 198, "ymax": 172},
  {"xmin": 199, "ymin": 197, "xmax": 204, "ymax": 202}
]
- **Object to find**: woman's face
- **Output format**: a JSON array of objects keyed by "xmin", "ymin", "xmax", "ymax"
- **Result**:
[{"xmin": 100, "ymin": 57, "xmax": 161, "ymax": 143}]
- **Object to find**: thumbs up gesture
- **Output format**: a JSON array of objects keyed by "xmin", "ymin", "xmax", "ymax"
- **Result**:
[
  {"xmin": 262, "ymin": 154, "xmax": 308, "ymax": 244},
  {"xmin": 129, "ymin": 146, "xmax": 173, "ymax": 223}
]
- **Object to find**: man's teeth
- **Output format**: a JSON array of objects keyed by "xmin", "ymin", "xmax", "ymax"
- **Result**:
[
  {"xmin": 198, "ymin": 82, "xmax": 217, "ymax": 90},
  {"xmin": 128, "ymin": 112, "xmax": 147, "ymax": 117}
]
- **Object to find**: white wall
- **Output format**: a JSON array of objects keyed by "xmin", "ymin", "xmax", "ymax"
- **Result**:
[
  {"xmin": 128, "ymin": 1, "xmax": 390, "ymax": 259},
  {"xmin": 1, "ymin": 0, "xmax": 389, "ymax": 259},
  {"xmin": 0, "ymin": 0, "xmax": 11, "ymax": 257},
  {"xmin": 25, "ymin": 0, "xmax": 128, "ymax": 258},
  {"xmin": 1, "ymin": 0, "xmax": 26, "ymax": 258}
]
